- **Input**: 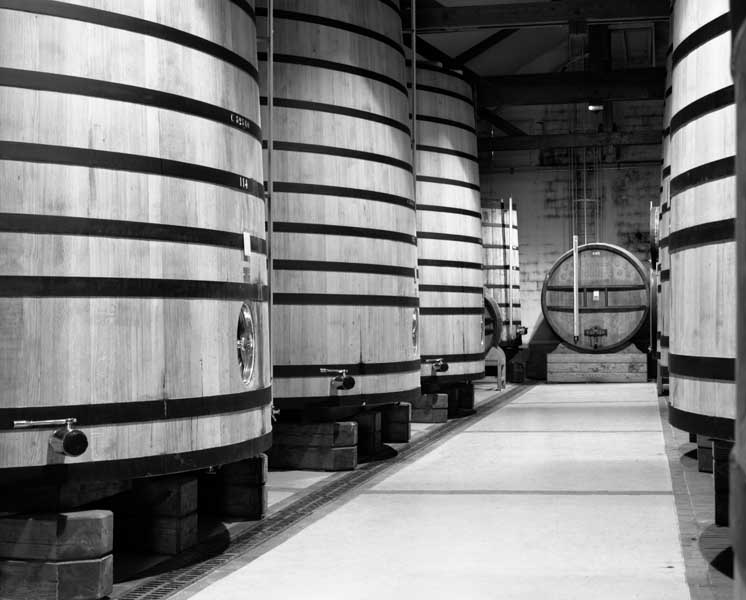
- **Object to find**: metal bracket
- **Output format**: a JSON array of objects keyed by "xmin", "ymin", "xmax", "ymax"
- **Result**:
[
  {"xmin": 320, "ymin": 368, "xmax": 356, "ymax": 394},
  {"xmin": 424, "ymin": 358, "xmax": 449, "ymax": 377},
  {"xmin": 13, "ymin": 417, "xmax": 77, "ymax": 429}
]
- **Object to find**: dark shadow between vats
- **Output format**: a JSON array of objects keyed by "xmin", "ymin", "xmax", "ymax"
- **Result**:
[{"xmin": 358, "ymin": 443, "xmax": 398, "ymax": 464}]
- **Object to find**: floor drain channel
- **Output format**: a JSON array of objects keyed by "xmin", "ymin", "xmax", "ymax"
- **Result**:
[{"xmin": 114, "ymin": 385, "xmax": 529, "ymax": 600}]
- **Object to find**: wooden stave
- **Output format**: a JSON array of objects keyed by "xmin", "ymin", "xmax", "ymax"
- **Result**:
[
  {"xmin": 657, "ymin": 47, "xmax": 673, "ymax": 386},
  {"xmin": 541, "ymin": 243, "xmax": 650, "ymax": 353},
  {"xmin": 668, "ymin": 0, "xmax": 736, "ymax": 438},
  {"xmin": 730, "ymin": 8, "xmax": 746, "ymax": 592},
  {"xmin": 482, "ymin": 204, "xmax": 522, "ymax": 344},
  {"xmin": 415, "ymin": 65, "xmax": 485, "ymax": 381},
  {"xmin": 0, "ymin": 1, "xmax": 272, "ymax": 481},
  {"xmin": 258, "ymin": 1, "xmax": 421, "ymax": 410}
]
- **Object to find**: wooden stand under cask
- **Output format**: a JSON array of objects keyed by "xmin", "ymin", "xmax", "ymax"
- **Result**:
[
  {"xmin": 258, "ymin": 1, "xmax": 418, "ymax": 464},
  {"xmin": 414, "ymin": 62, "xmax": 485, "ymax": 401},
  {"xmin": 482, "ymin": 199, "xmax": 524, "ymax": 353},
  {"xmin": 668, "ymin": 0, "xmax": 735, "ymax": 526},
  {"xmin": 0, "ymin": 1, "xmax": 271, "ymax": 583},
  {"xmin": 542, "ymin": 243, "xmax": 650, "ymax": 383},
  {"xmin": 729, "ymin": 0, "xmax": 746, "ymax": 594}
]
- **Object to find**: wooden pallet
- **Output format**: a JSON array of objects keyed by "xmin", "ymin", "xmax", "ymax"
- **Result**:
[{"xmin": 546, "ymin": 343, "xmax": 647, "ymax": 383}]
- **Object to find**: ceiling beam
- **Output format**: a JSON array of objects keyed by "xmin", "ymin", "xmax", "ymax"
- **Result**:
[
  {"xmin": 452, "ymin": 29, "xmax": 519, "ymax": 64},
  {"xmin": 478, "ymin": 109, "xmax": 527, "ymax": 136},
  {"xmin": 478, "ymin": 67, "xmax": 665, "ymax": 105},
  {"xmin": 478, "ymin": 130, "xmax": 661, "ymax": 152},
  {"xmin": 415, "ymin": 0, "xmax": 670, "ymax": 33}
]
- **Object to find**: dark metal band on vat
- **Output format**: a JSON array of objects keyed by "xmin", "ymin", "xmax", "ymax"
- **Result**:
[
  {"xmin": 416, "ymin": 114, "xmax": 477, "ymax": 135},
  {"xmin": 668, "ymin": 354, "xmax": 735, "ymax": 382},
  {"xmin": 662, "ymin": 165, "xmax": 671, "ymax": 178},
  {"xmin": 418, "ymin": 259, "xmax": 483, "ymax": 270},
  {"xmin": 419, "ymin": 307, "xmax": 484, "ymax": 315},
  {"xmin": 545, "ymin": 306, "xmax": 647, "ymax": 313},
  {"xmin": 258, "ymin": 53, "xmax": 408, "ymax": 96},
  {"xmin": 670, "ymin": 85, "xmax": 734, "ymax": 134},
  {"xmin": 256, "ymin": 7, "xmax": 404, "ymax": 55},
  {"xmin": 417, "ymin": 231, "xmax": 483, "ymax": 244},
  {"xmin": 273, "ymin": 221, "xmax": 416, "ymax": 246},
  {"xmin": 413, "ymin": 83, "xmax": 474, "ymax": 106},
  {"xmin": 0, "ymin": 432, "xmax": 273, "ymax": 485},
  {"xmin": 419, "ymin": 284, "xmax": 483, "ymax": 294},
  {"xmin": 274, "ymin": 360, "xmax": 421, "ymax": 378},
  {"xmin": 0, "ymin": 213, "xmax": 267, "ymax": 254},
  {"xmin": 266, "ymin": 141, "xmax": 412, "ymax": 172},
  {"xmin": 421, "ymin": 352, "xmax": 486, "ymax": 363},
  {"xmin": 421, "ymin": 372, "xmax": 486, "ymax": 385},
  {"xmin": 668, "ymin": 219, "xmax": 735, "ymax": 253},
  {"xmin": 0, "ymin": 68, "xmax": 262, "ymax": 141},
  {"xmin": 0, "ymin": 0, "xmax": 260, "ymax": 81},
  {"xmin": 0, "ymin": 387, "xmax": 272, "ymax": 431},
  {"xmin": 0, "ymin": 141, "xmax": 266, "ymax": 199},
  {"xmin": 273, "ymin": 293, "xmax": 418, "ymax": 307},
  {"xmin": 670, "ymin": 157, "xmax": 735, "ymax": 197},
  {"xmin": 407, "ymin": 61, "xmax": 475, "ymax": 89},
  {"xmin": 273, "ymin": 260, "xmax": 415, "ymax": 278},
  {"xmin": 672, "ymin": 14, "xmax": 730, "ymax": 67},
  {"xmin": 416, "ymin": 145, "xmax": 479, "ymax": 163},
  {"xmin": 417, "ymin": 204, "xmax": 482, "ymax": 219},
  {"xmin": 261, "ymin": 97, "xmax": 410, "ymax": 135},
  {"xmin": 275, "ymin": 387, "xmax": 421, "ymax": 411},
  {"xmin": 667, "ymin": 403, "xmax": 734, "ymax": 440},
  {"xmin": 0, "ymin": 277, "xmax": 269, "ymax": 301},
  {"xmin": 272, "ymin": 182, "xmax": 414, "ymax": 210}
]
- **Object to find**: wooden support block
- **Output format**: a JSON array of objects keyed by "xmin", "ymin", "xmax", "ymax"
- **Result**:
[
  {"xmin": 0, "ymin": 554, "xmax": 112, "ymax": 600},
  {"xmin": 458, "ymin": 383, "xmax": 475, "ymax": 411},
  {"xmin": 697, "ymin": 436, "xmax": 714, "ymax": 474},
  {"xmin": 268, "ymin": 445, "xmax": 357, "ymax": 471},
  {"xmin": 411, "ymin": 394, "xmax": 448, "ymax": 410},
  {"xmin": 220, "ymin": 454, "xmax": 268, "ymax": 485},
  {"xmin": 689, "ymin": 432, "xmax": 697, "ymax": 443},
  {"xmin": 0, "ymin": 510, "xmax": 113, "ymax": 561},
  {"xmin": 411, "ymin": 408, "xmax": 448, "ymax": 423},
  {"xmin": 713, "ymin": 440, "xmax": 733, "ymax": 527},
  {"xmin": 354, "ymin": 411, "xmax": 382, "ymax": 458},
  {"xmin": 273, "ymin": 422, "xmax": 358, "ymax": 448},
  {"xmin": 147, "ymin": 513, "xmax": 198, "ymax": 556},
  {"xmin": 219, "ymin": 485, "xmax": 267, "ymax": 519},
  {"xmin": 382, "ymin": 403, "xmax": 411, "ymax": 443},
  {"xmin": 131, "ymin": 476, "xmax": 198, "ymax": 517},
  {"xmin": 547, "ymin": 343, "xmax": 647, "ymax": 383}
]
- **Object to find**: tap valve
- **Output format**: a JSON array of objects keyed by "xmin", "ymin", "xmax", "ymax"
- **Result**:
[
  {"xmin": 14, "ymin": 417, "xmax": 88, "ymax": 457},
  {"xmin": 320, "ymin": 368, "xmax": 356, "ymax": 391},
  {"xmin": 424, "ymin": 358, "xmax": 449, "ymax": 376}
]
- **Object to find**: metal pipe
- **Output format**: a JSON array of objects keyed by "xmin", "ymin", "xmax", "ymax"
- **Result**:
[
  {"xmin": 507, "ymin": 196, "xmax": 514, "ymax": 337},
  {"xmin": 573, "ymin": 234, "xmax": 580, "ymax": 342},
  {"xmin": 411, "ymin": 0, "xmax": 417, "ymax": 212}
]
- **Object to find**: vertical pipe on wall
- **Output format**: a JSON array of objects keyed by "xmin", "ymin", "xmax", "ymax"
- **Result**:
[
  {"xmin": 266, "ymin": 0, "xmax": 274, "ymax": 382},
  {"xmin": 507, "ymin": 196, "xmax": 515, "ymax": 336},
  {"xmin": 411, "ymin": 0, "xmax": 417, "ymax": 212},
  {"xmin": 573, "ymin": 234, "xmax": 579, "ymax": 342}
]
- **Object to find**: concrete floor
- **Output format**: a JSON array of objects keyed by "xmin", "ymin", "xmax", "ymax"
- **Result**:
[{"xmin": 171, "ymin": 383, "xmax": 692, "ymax": 600}]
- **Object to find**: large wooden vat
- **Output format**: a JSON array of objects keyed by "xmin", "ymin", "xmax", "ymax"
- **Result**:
[
  {"xmin": 415, "ymin": 63, "xmax": 485, "ymax": 385},
  {"xmin": 541, "ymin": 243, "xmax": 650, "ymax": 353},
  {"xmin": 258, "ymin": 1, "xmax": 420, "ymax": 412},
  {"xmin": 729, "ymin": 2, "xmax": 746, "ymax": 593},
  {"xmin": 0, "ymin": 1, "xmax": 272, "ymax": 484},
  {"xmin": 482, "ymin": 200, "xmax": 522, "ymax": 346},
  {"xmin": 667, "ymin": 0, "xmax": 735, "ymax": 442},
  {"xmin": 657, "ymin": 46, "xmax": 672, "ymax": 395}
]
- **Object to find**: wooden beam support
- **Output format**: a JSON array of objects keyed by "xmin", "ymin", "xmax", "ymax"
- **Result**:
[
  {"xmin": 478, "ymin": 109, "xmax": 527, "ymax": 136},
  {"xmin": 453, "ymin": 29, "xmax": 519, "ymax": 64},
  {"xmin": 478, "ymin": 129, "xmax": 661, "ymax": 152},
  {"xmin": 478, "ymin": 67, "xmax": 665, "ymax": 105},
  {"xmin": 415, "ymin": 0, "xmax": 671, "ymax": 32}
]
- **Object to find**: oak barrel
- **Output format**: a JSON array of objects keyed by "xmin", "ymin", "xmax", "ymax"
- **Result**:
[
  {"xmin": 667, "ymin": 0, "xmax": 735, "ymax": 441},
  {"xmin": 729, "ymin": 1, "xmax": 746, "ymax": 592},
  {"xmin": 483, "ymin": 295, "xmax": 503, "ymax": 351},
  {"xmin": 482, "ymin": 200, "xmax": 522, "ymax": 346},
  {"xmin": 0, "ymin": 1, "xmax": 272, "ymax": 483},
  {"xmin": 415, "ymin": 63, "xmax": 485, "ymax": 384},
  {"xmin": 657, "ymin": 46, "xmax": 672, "ymax": 395},
  {"xmin": 541, "ymin": 243, "xmax": 650, "ymax": 353},
  {"xmin": 258, "ymin": 1, "xmax": 420, "ymax": 412}
]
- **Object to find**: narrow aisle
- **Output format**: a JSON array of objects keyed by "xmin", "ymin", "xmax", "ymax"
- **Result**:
[{"xmin": 177, "ymin": 383, "xmax": 690, "ymax": 600}]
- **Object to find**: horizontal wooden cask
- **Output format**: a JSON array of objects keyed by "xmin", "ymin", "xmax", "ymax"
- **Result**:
[
  {"xmin": 482, "ymin": 200, "xmax": 522, "ymax": 345},
  {"xmin": 258, "ymin": 1, "xmax": 420, "ymax": 412},
  {"xmin": 415, "ymin": 63, "xmax": 485, "ymax": 384},
  {"xmin": 541, "ymin": 243, "xmax": 649, "ymax": 353},
  {"xmin": 668, "ymin": 0, "xmax": 735, "ymax": 441},
  {"xmin": 0, "ymin": 0, "xmax": 271, "ymax": 484}
]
